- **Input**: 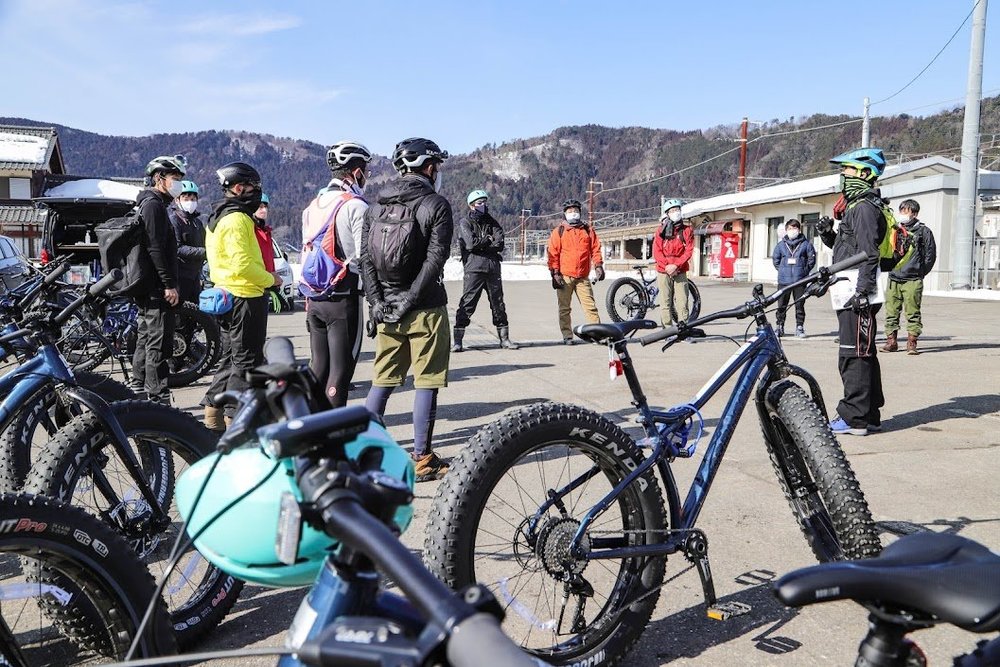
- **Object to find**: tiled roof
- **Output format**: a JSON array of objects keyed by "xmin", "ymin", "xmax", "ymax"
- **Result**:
[
  {"xmin": 0, "ymin": 125, "xmax": 62, "ymax": 172},
  {"xmin": 0, "ymin": 204, "xmax": 45, "ymax": 225}
]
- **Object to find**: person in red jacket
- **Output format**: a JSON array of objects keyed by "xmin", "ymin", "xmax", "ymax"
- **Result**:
[
  {"xmin": 547, "ymin": 199, "xmax": 604, "ymax": 344},
  {"xmin": 253, "ymin": 192, "xmax": 276, "ymax": 272},
  {"xmin": 653, "ymin": 198, "xmax": 694, "ymax": 326}
]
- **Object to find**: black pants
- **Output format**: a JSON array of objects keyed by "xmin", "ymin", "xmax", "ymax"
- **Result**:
[
  {"xmin": 178, "ymin": 277, "xmax": 201, "ymax": 305},
  {"xmin": 455, "ymin": 270, "xmax": 508, "ymax": 328},
  {"xmin": 203, "ymin": 295, "xmax": 268, "ymax": 416},
  {"xmin": 775, "ymin": 283, "xmax": 807, "ymax": 327},
  {"xmin": 133, "ymin": 300, "xmax": 175, "ymax": 397},
  {"xmin": 307, "ymin": 294, "xmax": 362, "ymax": 409},
  {"xmin": 836, "ymin": 305, "xmax": 885, "ymax": 428}
]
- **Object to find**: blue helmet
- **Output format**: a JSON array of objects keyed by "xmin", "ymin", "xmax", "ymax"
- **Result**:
[
  {"xmin": 661, "ymin": 198, "xmax": 683, "ymax": 216},
  {"xmin": 179, "ymin": 180, "xmax": 199, "ymax": 196},
  {"xmin": 830, "ymin": 148, "xmax": 886, "ymax": 178},
  {"xmin": 260, "ymin": 192, "xmax": 270, "ymax": 206}
]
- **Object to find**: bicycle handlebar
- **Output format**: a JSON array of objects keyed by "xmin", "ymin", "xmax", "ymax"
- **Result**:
[
  {"xmin": 638, "ymin": 252, "xmax": 868, "ymax": 347},
  {"xmin": 16, "ymin": 261, "xmax": 71, "ymax": 311},
  {"xmin": 263, "ymin": 337, "xmax": 311, "ymax": 420},
  {"xmin": 52, "ymin": 269, "xmax": 122, "ymax": 327}
]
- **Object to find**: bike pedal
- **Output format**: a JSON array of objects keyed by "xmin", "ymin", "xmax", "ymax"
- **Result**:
[{"xmin": 706, "ymin": 601, "xmax": 752, "ymax": 621}]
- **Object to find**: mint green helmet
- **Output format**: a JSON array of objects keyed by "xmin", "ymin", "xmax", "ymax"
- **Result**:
[
  {"xmin": 175, "ymin": 420, "xmax": 415, "ymax": 588},
  {"xmin": 180, "ymin": 180, "xmax": 199, "ymax": 196},
  {"xmin": 661, "ymin": 198, "xmax": 683, "ymax": 216},
  {"xmin": 467, "ymin": 189, "xmax": 489, "ymax": 206}
]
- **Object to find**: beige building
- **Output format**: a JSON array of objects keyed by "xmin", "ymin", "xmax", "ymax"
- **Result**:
[{"xmin": 600, "ymin": 157, "xmax": 1000, "ymax": 291}]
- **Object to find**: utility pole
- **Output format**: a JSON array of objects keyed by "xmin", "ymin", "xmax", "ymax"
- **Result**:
[
  {"xmin": 586, "ymin": 180, "xmax": 603, "ymax": 226},
  {"xmin": 520, "ymin": 208, "xmax": 531, "ymax": 265},
  {"xmin": 738, "ymin": 117, "xmax": 748, "ymax": 192},
  {"xmin": 861, "ymin": 97, "xmax": 871, "ymax": 146},
  {"xmin": 951, "ymin": 0, "xmax": 988, "ymax": 290}
]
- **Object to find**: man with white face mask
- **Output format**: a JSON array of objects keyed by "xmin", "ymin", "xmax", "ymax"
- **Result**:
[
  {"xmin": 547, "ymin": 198, "xmax": 604, "ymax": 343},
  {"xmin": 167, "ymin": 180, "xmax": 207, "ymax": 305},
  {"xmin": 653, "ymin": 198, "xmax": 694, "ymax": 327},
  {"xmin": 771, "ymin": 218, "xmax": 817, "ymax": 337},
  {"xmin": 132, "ymin": 155, "xmax": 183, "ymax": 404}
]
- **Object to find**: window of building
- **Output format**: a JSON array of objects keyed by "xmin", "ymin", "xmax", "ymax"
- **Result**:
[
  {"xmin": 766, "ymin": 216, "xmax": 785, "ymax": 255},
  {"xmin": 0, "ymin": 178, "xmax": 9, "ymax": 199},
  {"xmin": 8, "ymin": 178, "xmax": 30, "ymax": 199}
]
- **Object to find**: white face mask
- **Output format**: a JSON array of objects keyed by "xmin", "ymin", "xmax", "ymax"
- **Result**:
[
  {"xmin": 896, "ymin": 214, "xmax": 911, "ymax": 224},
  {"xmin": 668, "ymin": 211, "xmax": 682, "ymax": 223},
  {"xmin": 349, "ymin": 170, "xmax": 366, "ymax": 196},
  {"xmin": 178, "ymin": 199, "xmax": 198, "ymax": 214},
  {"xmin": 786, "ymin": 229, "xmax": 800, "ymax": 239},
  {"xmin": 565, "ymin": 212, "xmax": 581, "ymax": 223},
  {"xmin": 433, "ymin": 167, "xmax": 442, "ymax": 192},
  {"xmin": 166, "ymin": 178, "xmax": 185, "ymax": 198}
]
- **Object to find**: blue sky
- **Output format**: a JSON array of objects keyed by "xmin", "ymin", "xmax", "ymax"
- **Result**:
[{"xmin": 0, "ymin": 0, "xmax": 995, "ymax": 156}]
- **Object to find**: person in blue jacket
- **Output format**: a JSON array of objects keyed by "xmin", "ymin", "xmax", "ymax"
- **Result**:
[{"xmin": 771, "ymin": 218, "xmax": 816, "ymax": 337}]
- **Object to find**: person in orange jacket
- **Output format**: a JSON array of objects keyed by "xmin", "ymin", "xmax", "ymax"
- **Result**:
[
  {"xmin": 547, "ymin": 199, "xmax": 604, "ymax": 344},
  {"xmin": 653, "ymin": 198, "xmax": 694, "ymax": 326}
]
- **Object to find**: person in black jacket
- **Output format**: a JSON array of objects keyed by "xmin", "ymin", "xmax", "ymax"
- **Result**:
[
  {"xmin": 167, "ymin": 179, "xmax": 206, "ymax": 304},
  {"xmin": 361, "ymin": 137, "xmax": 452, "ymax": 482},
  {"xmin": 881, "ymin": 199, "xmax": 937, "ymax": 355},
  {"xmin": 133, "ymin": 155, "xmax": 183, "ymax": 404},
  {"xmin": 817, "ymin": 148, "xmax": 887, "ymax": 437},
  {"xmin": 452, "ymin": 189, "xmax": 517, "ymax": 351}
]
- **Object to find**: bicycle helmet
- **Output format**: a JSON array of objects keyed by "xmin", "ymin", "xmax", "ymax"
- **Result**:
[
  {"xmin": 179, "ymin": 180, "xmax": 199, "ymax": 196},
  {"xmin": 216, "ymin": 162, "xmax": 262, "ymax": 189},
  {"xmin": 176, "ymin": 420, "xmax": 415, "ymax": 588},
  {"xmin": 562, "ymin": 198, "xmax": 583, "ymax": 211},
  {"xmin": 327, "ymin": 141, "xmax": 373, "ymax": 171},
  {"xmin": 661, "ymin": 198, "xmax": 683, "ymax": 215},
  {"xmin": 260, "ymin": 193, "xmax": 270, "ymax": 206},
  {"xmin": 467, "ymin": 189, "xmax": 489, "ymax": 206},
  {"xmin": 145, "ymin": 155, "xmax": 187, "ymax": 177},
  {"xmin": 391, "ymin": 138, "xmax": 449, "ymax": 174},
  {"xmin": 829, "ymin": 148, "xmax": 886, "ymax": 179}
]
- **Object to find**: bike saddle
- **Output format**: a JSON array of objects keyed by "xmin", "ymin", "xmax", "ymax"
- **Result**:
[
  {"xmin": 774, "ymin": 532, "xmax": 1000, "ymax": 632},
  {"xmin": 574, "ymin": 320, "xmax": 658, "ymax": 343}
]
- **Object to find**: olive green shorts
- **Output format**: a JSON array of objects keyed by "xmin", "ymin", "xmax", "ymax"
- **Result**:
[{"xmin": 372, "ymin": 306, "xmax": 451, "ymax": 389}]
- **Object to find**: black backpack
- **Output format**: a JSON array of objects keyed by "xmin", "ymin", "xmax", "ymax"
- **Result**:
[
  {"xmin": 368, "ymin": 199, "xmax": 428, "ymax": 287},
  {"xmin": 95, "ymin": 207, "xmax": 153, "ymax": 297}
]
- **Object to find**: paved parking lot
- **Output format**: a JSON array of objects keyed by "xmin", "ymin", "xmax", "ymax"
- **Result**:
[{"xmin": 180, "ymin": 278, "xmax": 1000, "ymax": 666}]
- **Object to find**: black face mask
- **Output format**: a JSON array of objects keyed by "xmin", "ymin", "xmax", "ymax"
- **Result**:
[{"xmin": 232, "ymin": 189, "xmax": 263, "ymax": 212}]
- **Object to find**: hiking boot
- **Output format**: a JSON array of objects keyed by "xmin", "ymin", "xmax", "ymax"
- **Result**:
[
  {"xmin": 498, "ymin": 326, "xmax": 519, "ymax": 350},
  {"xmin": 795, "ymin": 326, "xmax": 806, "ymax": 338},
  {"xmin": 830, "ymin": 417, "xmax": 868, "ymax": 437},
  {"xmin": 775, "ymin": 325, "xmax": 785, "ymax": 337},
  {"xmin": 451, "ymin": 327, "xmax": 465, "ymax": 353},
  {"xmin": 906, "ymin": 333, "xmax": 919, "ymax": 355},
  {"xmin": 563, "ymin": 337, "xmax": 575, "ymax": 346},
  {"xmin": 204, "ymin": 406, "xmax": 225, "ymax": 432},
  {"xmin": 881, "ymin": 331, "xmax": 899, "ymax": 352},
  {"xmin": 413, "ymin": 452, "xmax": 449, "ymax": 482},
  {"xmin": 148, "ymin": 391, "xmax": 172, "ymax": 406}
]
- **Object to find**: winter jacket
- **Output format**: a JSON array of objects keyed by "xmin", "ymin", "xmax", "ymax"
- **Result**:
[
  {"xmin": 889, "ymin": 219, "xmax": 937, "ymax": 282},
  {"xmin": 771, "ymin": 234, "xmax": 817, "ymax": 285},
  {"xmin": 167, "ymin": 204, "xmax": 206, "ymax": 282},
  {"xmin": 458, "ymin": 210, "xmax": 504, "ymax": 274},
  {"xmin": 652, "ymin": 221, "xmax": 694, "ymax": 274},
  {"xmin": 205, "ymin": 199, "xmax": 275, "ymax": 298},
  {"xmin": 819, "ymin": 188, "xmax": 886, "ymax": 296},
  {"xmin": 253, "ymin": 220, "xmax": 276, "ymax": 273},
  {"xmin": 547, "ymin": 223, "xmax": 603, "ymax": 279},
  {"xmin": 135, "ymin": 189, "xmax": 178, "ymax": 292},
  {"xmin": 361, "ymin": 173, "xmax": 453, "ymax": 311}
]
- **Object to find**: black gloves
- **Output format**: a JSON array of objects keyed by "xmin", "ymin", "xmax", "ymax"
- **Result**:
[
  {"xmin": 594, "ymin": 265, "xmax": 605, "ymax": 282},
  {"xmin": 844, "ymin": 292, "xmax": 871, "ymax": 312},
  {"xmin": 816, "ymin": 216, "xmax": 835, "ymax": 235},
  {"xmin": 550, "ymin": 270, "xmax": 566, "ymax": 290},
  {"xmin": 383, "ymin": 295, "xmax": 414, "ymax": 324}
]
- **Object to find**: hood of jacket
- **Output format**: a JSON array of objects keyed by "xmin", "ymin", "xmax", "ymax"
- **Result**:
[
  {"xmin": 207, "ymin": 197, "xmax": 257, "ymax": 232},
  {"xmin": 377, "ymin": 173, "xmax": 436, "ymax": 206}
]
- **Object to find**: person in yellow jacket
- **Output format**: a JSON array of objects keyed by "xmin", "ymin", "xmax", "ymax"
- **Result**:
[{"xmin": 200, "ymin": 162, "xmax": 282, "ymax": 430}]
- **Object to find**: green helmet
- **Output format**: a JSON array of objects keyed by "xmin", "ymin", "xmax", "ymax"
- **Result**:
[
  {"xmin": 661, "ymin": 198, "xmax": 683, "ymax": 216},
  {"xmin": 467, "ymin": 189, "xmax": 489, "ymax": 206},
  {"xmin": 145, "ymin": 154, "xmax": 187, "ymax": 177},
  {"xmin": 179, "ymin": 180, "xmax": 199, "ymax": 196},
  {"xmin": 175, "ymin": 420, "xmax": 415, "ymax": 587}
]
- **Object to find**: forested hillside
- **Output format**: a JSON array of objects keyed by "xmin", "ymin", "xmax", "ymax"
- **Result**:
[{"xmin": 5, "ymin": 94, "xmax": 999, "ymax": 245}]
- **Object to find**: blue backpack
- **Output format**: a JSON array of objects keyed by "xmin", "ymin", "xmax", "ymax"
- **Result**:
[{"xmin": 298, "ymin": 192, "xmax": 358, "ymax": 300}]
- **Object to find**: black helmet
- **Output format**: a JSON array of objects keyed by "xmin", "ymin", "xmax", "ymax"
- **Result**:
[
  {"xmin": 327, "ymin": 141, "xmax": 373, "ymax": 171},
  {"xmin": 562, "ymin": 198, "xmax": 583, "ymax": 211},
  {"xmin": 391, "ymin": 138, "xmax": 449, "ymax": 174},
  {"xmin": 146, "ymin": 154, "xmax": 187, "ymax": 177},
  {"xmin": 216, "ymin": 162, "xmax": 262, "ymax": 189}
]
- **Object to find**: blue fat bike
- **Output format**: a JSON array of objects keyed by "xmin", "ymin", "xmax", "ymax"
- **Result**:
[
  {"xmin": 425, "ymin": 252, "xmax": 881, "ymax": 666},
  {"xmin": 126, "ymin": 338, "xmax": 543, "ymax": 667},
  {"xmin": 605, "ymin": 263, "xmax": 701, "ymax": 324}
]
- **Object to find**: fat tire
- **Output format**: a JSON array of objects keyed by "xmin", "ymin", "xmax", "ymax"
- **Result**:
[
  {"xmin": 425, "ymin": 401, "xmax": 668, "ymax": 667},
  {"xmin": 166, "ymin": 303, "xmax": 222, "ymax": 388},
  {"xmin": 0, "ymin": 372, "xmax": 135, "ymax": 493},
  {"xmin": 0, "ymin": 492, "xmax": 177, "ymax": 660},
  {"xmin": 23, "ymin": 401, "xmax": 242, "ymax": 649},
  {"xmin": 764, "ymin": 381, "xmax": 881, "ymax": 561},
  {"xmin": 605, "ymin": 277, "xmax": 648, "ymax": 322}
]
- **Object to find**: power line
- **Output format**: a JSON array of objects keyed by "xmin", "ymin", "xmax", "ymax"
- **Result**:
[{"xmin": 871, "ymin": 0, "xmax": 983, "ymax": 106}]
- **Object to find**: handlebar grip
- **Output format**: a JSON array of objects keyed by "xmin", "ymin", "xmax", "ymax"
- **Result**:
[
  {"xmin": 447, "ymin": 613, "xmax": 543, "ymax": 667},
  {"xmin": 639, "ymin": 325, "xmax": 679, "ymax": 347},
  {"xmin": 17, "ymin": 261, "xmax": 72, "ymax": 310},
  {"xmin": 264, "ymin": 336, "xmax": 296, "ymax": 366},
  {"xmin": 87, "ymin": 269, "xmax": 122, "ymax": 298},
  {"xmin": 825, "ymin": 251, "xmax": 868, "ymax": 275},
  {"xmin": 44, "ymin": 261, "xmax": 72, "ymax": 286}
]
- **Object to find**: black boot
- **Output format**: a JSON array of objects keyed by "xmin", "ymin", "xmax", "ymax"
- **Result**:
[
  {"xmin": 451, "ymin": 327, "xmax": 465, "ymax": 353},
  {"xmin": 498, "ymin": 326, "xmax": 519, "ymax": 350}
]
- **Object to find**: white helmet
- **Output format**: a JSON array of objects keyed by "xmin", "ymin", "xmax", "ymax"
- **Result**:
[{"xmin": 327, "ymin": 141, "xmax": 373, "ymax": 170}]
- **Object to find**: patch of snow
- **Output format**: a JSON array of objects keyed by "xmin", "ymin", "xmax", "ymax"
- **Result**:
[
  {"xmin": 925, "ymin": 289, "xmax": 1000, "ymax": 301},
  {"xmin": 44, "ymin": 179, "xmax": 141, "ymax": 200},
  {"xmin": 0, "ymin": 133, "xmax": 49, "ymax": 164},
  {"xmin": 489, "ymin": 152, "xmax": 527, "ymax": 181}
]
